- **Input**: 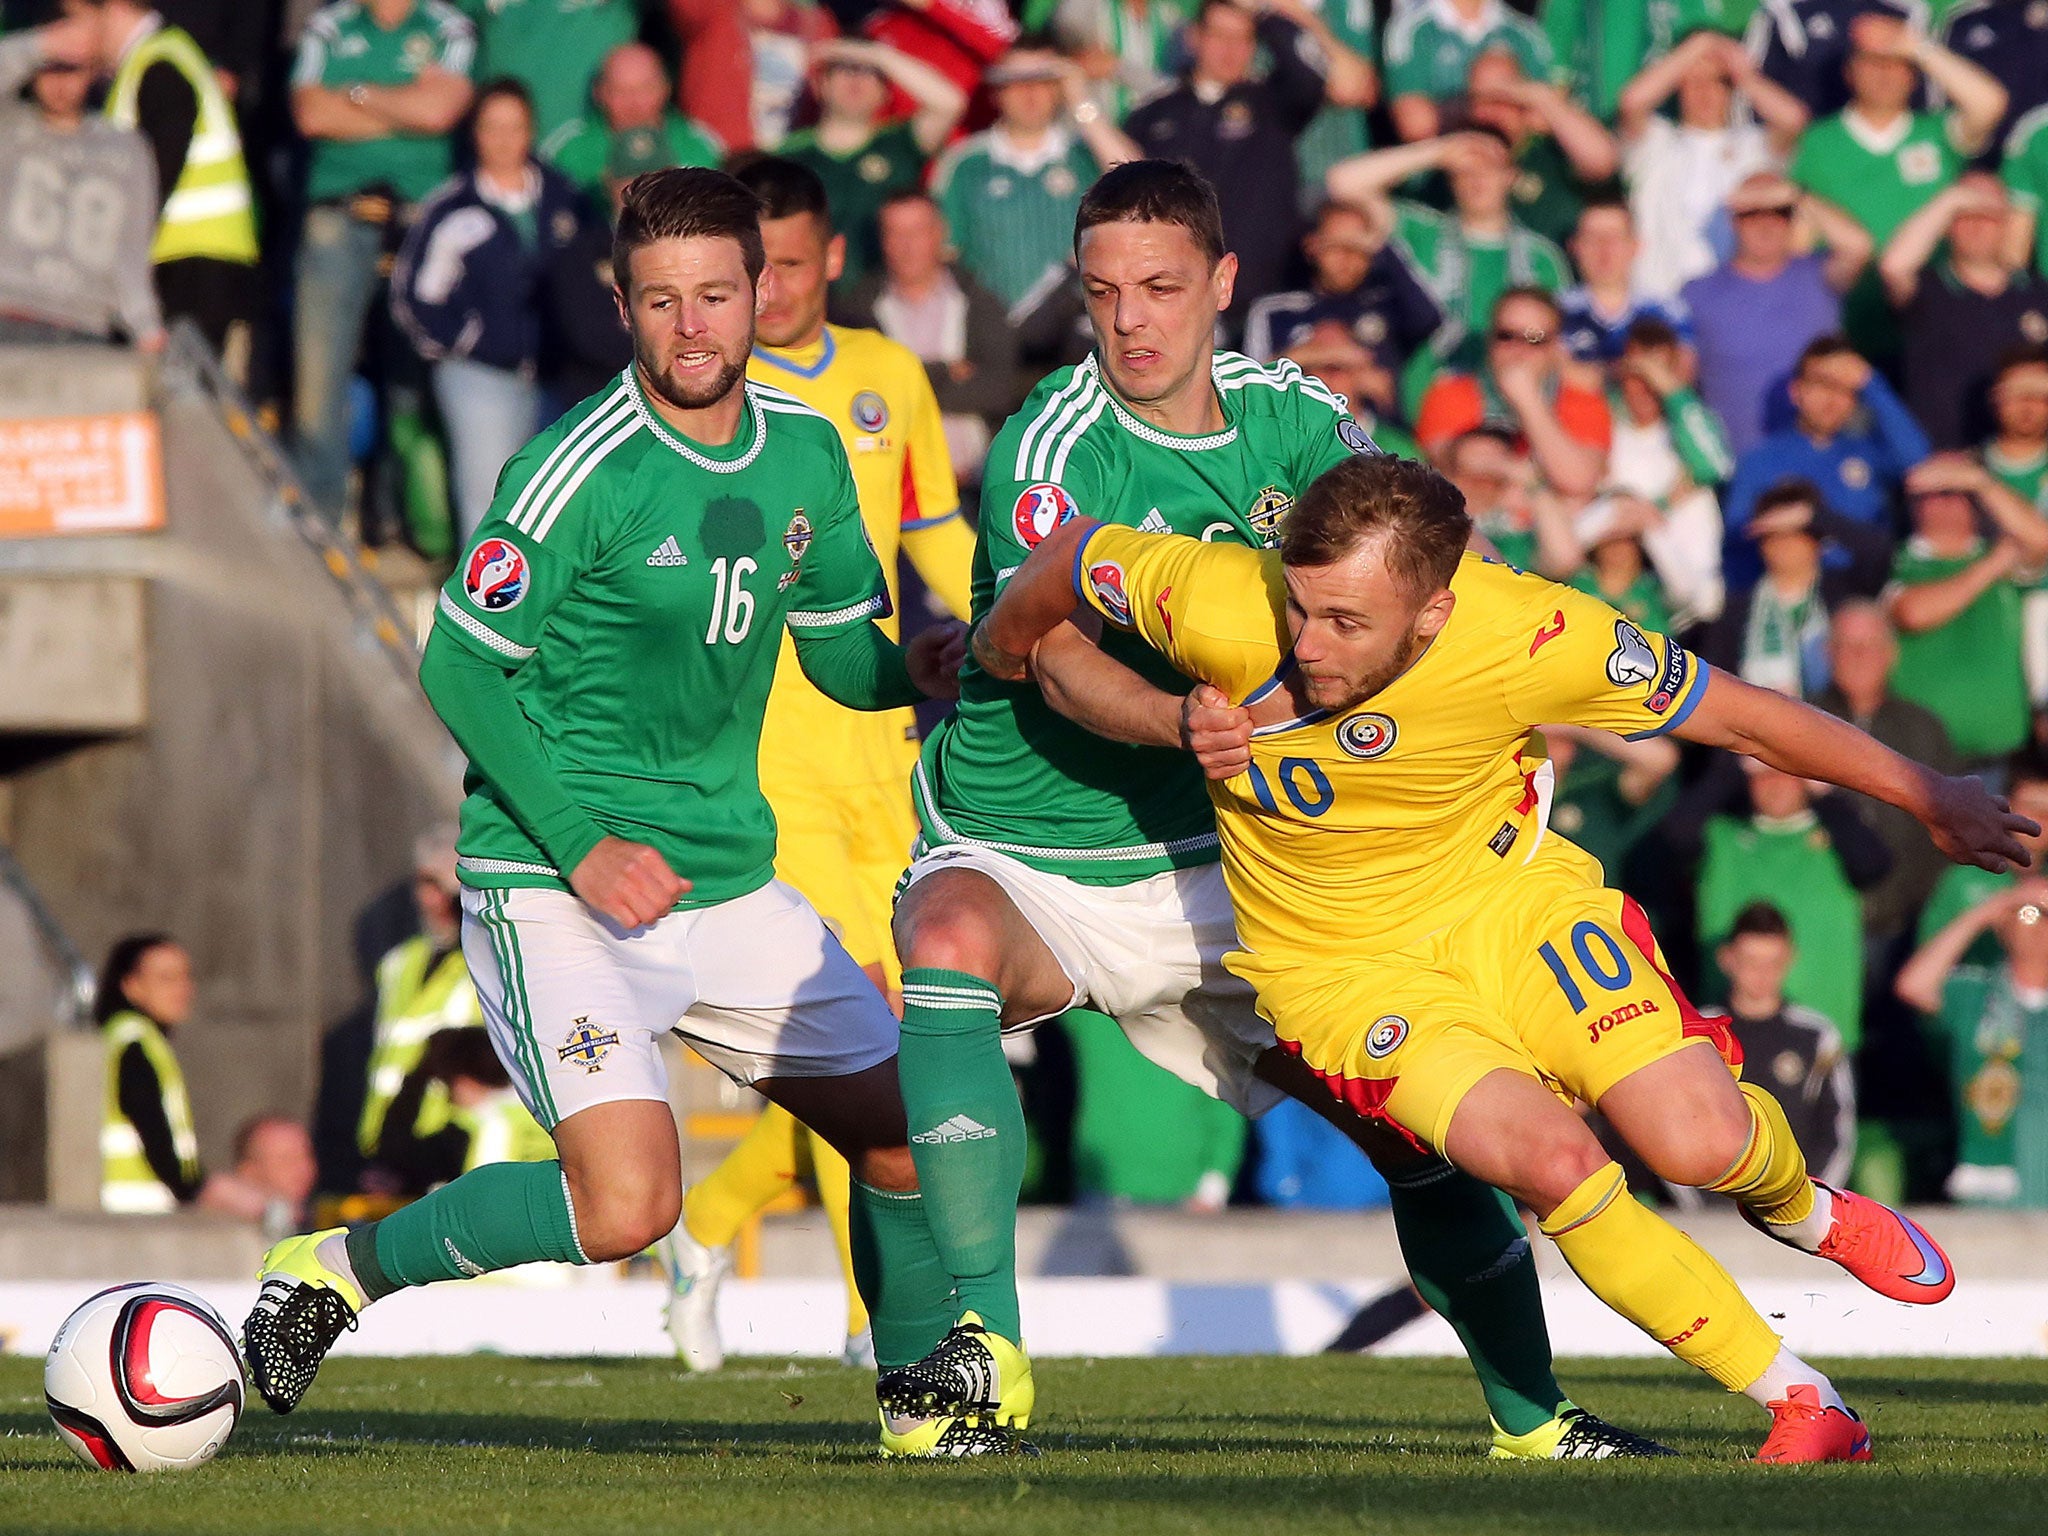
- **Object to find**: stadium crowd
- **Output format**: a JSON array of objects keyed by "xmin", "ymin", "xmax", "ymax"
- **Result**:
[{"xmin": 24, "ymin": 0, "xmax": 2048, "ymax": 1220}]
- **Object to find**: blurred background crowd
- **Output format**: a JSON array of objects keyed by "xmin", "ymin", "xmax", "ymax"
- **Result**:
[{"xmin": 14, "ymin": 0, "xmax": 2048, "ymax": 1225}]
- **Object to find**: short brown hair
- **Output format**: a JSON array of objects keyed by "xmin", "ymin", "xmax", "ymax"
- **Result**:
[
  {"xmin": 613, "ymin": 166, "xmax": 765, "ymax": 292},
  {"xmin": 1281, "ymin": 455, "xmax": 1471, "ymax": 597},
  {"xmin": 1074, "ymin": 159, "xmax": 1226, "ymax": 267}
]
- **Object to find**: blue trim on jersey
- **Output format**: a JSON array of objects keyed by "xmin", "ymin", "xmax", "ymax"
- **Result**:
[
  {"xmin": 901, "ymin": 508, "xmax": 963, "ymax": 531},
  {"xmin": 1624, "ymin": 654, "xmax": 1710, "ymax": 740},
  {"xmin": 1243, "ymin": 654, "xmax": 1298, "ymax": 707},
  {"xmin": 1071, "ymin": 521, "xmax": 1107, "ymax": 606},
  {"xmin": 1250, "ymin": 706, "xmax": 1334, "ymax": 739},
  {"xmin": 753, "ymin": 330, "xmax": 838, "ymax": 380}
]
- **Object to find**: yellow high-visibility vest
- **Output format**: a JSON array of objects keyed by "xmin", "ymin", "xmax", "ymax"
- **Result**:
[
  {"xmin": 104, "ymin": 20, "xmax": 258, "ymax": 266},
  {"xmin": 101, "ymin": 1009, "xmax": 200, "ymax": 1214}
]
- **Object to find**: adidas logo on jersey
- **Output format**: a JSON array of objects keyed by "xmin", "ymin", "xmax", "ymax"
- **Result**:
[
  {"xmin": 646, "ymin": 536, "xmax": 688, "ymax": 567},
  {"xmin": 912, "ymin": 1114, "xmax": 997, "ymax": 1145},
  {"xmin": 1139, "ymin": 507, "xmax": 1171, "ymax": 534}
]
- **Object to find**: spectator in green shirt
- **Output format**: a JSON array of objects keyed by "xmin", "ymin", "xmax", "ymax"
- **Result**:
[
  {"xmin": 1697, "ymin": 757, "xmax": 1893, "ymax": 1048},
  {"xmin": 780, "ymin": 36, "xmax": 965, "ymax": 297},
  {"xmin": 1983, "ymin": 347, "xmax": 2048, "ymax": 707},
  {"xmin": 1918, "ymin": 746, "xmax": 2048, "ymax": 971},
  {"xmin": 1897, "ymin": 874, "xmax": 2048, "ymax": 1207},
  {"xmin": 540, "ymin": 42, "xmax": 722, "ymax": 213},
  {"xmin": 460, "ymin": 0, "xmax": 636, "ymax": 146},
  {"xmin": 1328, "ymin": 127, "xmax": 1571, "ymax": 392},
  {"xmin": 290, "ymin": 0, "xmax": 476, "ymax": 526},
  {"xmin": 1786, "ymin": 10, "xmax": 2008, "ymax": 360},
  {"xmin": 1383, "ymin": 0, "xmax": 1556, "ymax": 144},
  {"xmin": 1886, "ymin": 451, "xmax": 2048, "ymax": 766}
]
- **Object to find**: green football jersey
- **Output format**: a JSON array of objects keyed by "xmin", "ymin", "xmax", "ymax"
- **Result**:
[
  {"xmin": 2002, "ymin": 104, "xmax": 2048, "ymax": 278},
  {"xmin": 1383, "ymin": 0, "xmax": 1556, "ymax": 102},
  {"xmin": 916, "ymin": 351, "xmax": 1375, "ymax": 885},
  {"xmin": 542, "ymin": 110, "xmax": 724, "ymax": 204},
  {"xmin": 293, "ymin": 1, "xmax": 478, "ymax": 205},
  {"xmin": 435, "ymin": 371, "xmax": 890, "ymax": 906},
  {"xmin": 932, "ymin": 126, "xmax": 1100, "ymax": 311},
  {"xmin": 1889, "ymin": 539, "xmax": 2031, "ymax": 761},
  {"xmin": 461, "ymin": 0, "xmax": 637, "ymax": 145},
  {"xmin": 781, "ymin": 122, "xmax": 928, "ymax": 292}
]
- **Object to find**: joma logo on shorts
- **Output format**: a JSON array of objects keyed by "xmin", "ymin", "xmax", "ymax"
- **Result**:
[
  {"xmin": 1586, "ymin": 997, "xmax": 1659, "ymax": 1043},
  {"xmin": 1659, "ymin": 1315, "xmax": 1710, "ymax": 1348}
]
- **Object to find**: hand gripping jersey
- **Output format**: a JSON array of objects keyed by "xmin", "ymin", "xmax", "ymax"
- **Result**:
[
  {"xmin": 919, "ymin": 350, "xmax": 1381, "ymax": 884},
  {"xmin": 1068, "ymin": 530, "xmax": 1709, "ymax": 965},
  {"xmin": 432, "ymin": 369, "xmax": 890, "ymax": 908},
  {"xmin": 749, "ymin": 324, "xmax": 964, "ymax": 789}
]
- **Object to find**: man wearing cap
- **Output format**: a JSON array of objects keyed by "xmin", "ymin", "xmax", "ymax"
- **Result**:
[
  {"xmin": 540, "ymin": 42, "xmax": 722, "ymax": 211},
  {"xmin": 779, "ymin": 36, "xmax": 965, "ymax": 295},
  {"xmin": 1681, "ymin": 170, "xmax": 1872, "ymax": 457},
  {"xmin": 931, "ymin": 48, "xmax": 1138, "ymax": 318}
]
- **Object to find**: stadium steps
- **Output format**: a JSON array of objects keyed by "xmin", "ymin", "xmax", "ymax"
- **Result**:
[{"xmin": 0, "ymin": 329, "xmax": 461, "ymax": 1197}]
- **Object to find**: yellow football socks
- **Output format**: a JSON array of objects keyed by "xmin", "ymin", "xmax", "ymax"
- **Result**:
[
  {"xmin": 681, "ymin": 1104, "xmax": 868, "ymax": 1336},
  {"xmin": 1539, "ymin": 1161, "xmax": 1780, "ymax": 1392},
  {"xmin": 1707, "ymin": 1081, "xmax": 1816, "ymax": 1227}
]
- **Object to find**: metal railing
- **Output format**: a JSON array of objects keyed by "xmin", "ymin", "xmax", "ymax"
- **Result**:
[
  {"xmin": 160, "ymin": 321, "xmax": 424, "ymax": 682},
  {"xmin": 0, "ymin": 840, "xmax": 95, "ymax": 1028}
]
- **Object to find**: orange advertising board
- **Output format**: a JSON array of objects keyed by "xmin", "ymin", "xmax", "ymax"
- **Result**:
[{"xmin": 0, "ymin": 412, "xmax": 164, "ymax": 538}]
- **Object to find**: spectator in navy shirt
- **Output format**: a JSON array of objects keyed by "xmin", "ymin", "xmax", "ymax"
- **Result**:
[
  {"xmin": 1559, "ymin": 199, "xmax": 1692, "ymax": 366},
  {"xmin": 1880, "ymin": 171, "xmax": 2048, "ymax": 450},
  {"xmin": 1747, "ymin": 0, "xmax": 1926, "ymax": 121},
  {"xmin": 1939, "ymin": 1, "xmax": 2048, "ymax": 161},
  {"xmin": 1683, "ymin": 171, "xmax": 1873, "ymax": 456},
  {"xmin": 1242, "ymin": 199, "xmax": 1443, "ymax": 371},
  {"xmin": 1723, "ymin": 333, "xmax": 1930, "ymax": 590}
]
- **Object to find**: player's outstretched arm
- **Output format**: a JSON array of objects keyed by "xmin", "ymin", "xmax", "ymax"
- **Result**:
[
  {"xmin": 972, "ymin": 516, "xmax": 1104, "ymax": 682},
  {"xmin": 792, "ymin": 619, "xmax": 966, "ymax": 708},
  {"xmin": 1675, "ymin": 667, "xmax": 2038, "ymax": 873}
]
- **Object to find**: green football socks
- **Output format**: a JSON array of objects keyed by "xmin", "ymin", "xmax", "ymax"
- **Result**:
[
  {"xmin": 896, "ymin": 967, "xmax": 1028, "ymax": 1344},
  {"xmin": 848, "ymin": 1179, "xmax": 960, "ymax": 1369},
  {"xmin": 345, "ymin": 1159, "xmax": 588, "ymax": 1301},
  {"xmin": 1386, "ymin": 1160, "xmax": 1562, "ymax": 1436}
]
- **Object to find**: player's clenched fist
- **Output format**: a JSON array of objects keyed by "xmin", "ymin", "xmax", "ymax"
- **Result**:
[
  {"xmin": 1182, "ymin": 683, "xmax": 1252, "ymax": 780},
  {"xmin": 908, "ymin": 621, "xmax": 968, "ymax": 700},
  {"xmin": 570, "ymin": 836, "xmax": 691, "ymax": 929}
]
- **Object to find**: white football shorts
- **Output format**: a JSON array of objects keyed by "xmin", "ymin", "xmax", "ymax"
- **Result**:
[
  {"xmin": 460, "ymin": 879, "xmax": 899, "ymax": 1130},
  {"xmin": 898, "ymin": 842, "xmax": 1283, "ymax": 1116}
]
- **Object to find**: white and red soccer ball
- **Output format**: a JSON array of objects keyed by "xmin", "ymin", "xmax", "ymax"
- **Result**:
[{"xmin": 45, "ymin": 1283, "xmax": 244, "ymax": 1472}]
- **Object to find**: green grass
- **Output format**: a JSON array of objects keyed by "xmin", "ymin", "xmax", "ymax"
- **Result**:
[{"xmin": 5, "ymin": 1356, "xmax": 2046, "ymax": 1534}]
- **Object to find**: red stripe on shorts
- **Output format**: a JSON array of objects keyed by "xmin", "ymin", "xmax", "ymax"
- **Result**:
[
  {"xmin": 1278, "ymin": 1037, "xmax": 1433, "ymax": 1155},
  {"xmin": 1617, "ymin": 894, "xmax": 1742, "ymax": 1071}
]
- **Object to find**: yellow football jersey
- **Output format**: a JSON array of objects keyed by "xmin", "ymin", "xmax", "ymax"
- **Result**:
[
  {"xmin": 749, "ymin": 325, "xmax": 969, "ymax": 787},
  {"xmin": 1071, "ymin": 525, "xmax": 1709, "ymax": 965}
]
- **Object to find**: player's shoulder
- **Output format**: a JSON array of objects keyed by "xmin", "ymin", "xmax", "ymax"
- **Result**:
[
  {"xmin": 490, "ymin": 374, "xmax": 649, "ymax": 536},
  {"xmin": 1449, "ymin": 552, "xmax": 1592, "ymax": 643},
  {"xmin": 1214, "ymin": 350, "xmax": 1348, "ymax": 421},
  {"xmin": 990, "ymin": 357, "xmax": 1118, "ymax": 493}
]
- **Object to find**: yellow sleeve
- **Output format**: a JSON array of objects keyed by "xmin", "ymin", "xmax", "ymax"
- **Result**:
[
  {"xmin": 1073, "ymin": 524, "xmax": 1284, "ymax": 700},
  {"xmin": 902, "ymin": 514, "xmax": 977, "ymax": 621},
  {"xmin": 1502, "ymin": 578, "xmax": 1710, "ymax": 740},
  {"xmin": 898, "ymin": 355, "xmax": 962, "ymax": 537}
]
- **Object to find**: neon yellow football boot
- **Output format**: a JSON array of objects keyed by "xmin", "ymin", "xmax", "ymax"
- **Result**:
[
  {"xmin": 1489, "ymin": 1402, "xmax": 1677, "ymax": 1459},
  {"xmin": 874, "ymin": 1311, "xmax": 1035, "ymax": 1433},
  {"xmin": 241, "ymin": 1229, "xmax": 364, "ymax": 1414}
]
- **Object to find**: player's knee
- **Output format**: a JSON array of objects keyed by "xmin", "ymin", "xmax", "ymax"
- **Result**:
[
  {"xmin": 1525, "ymin": 1134, "xmax": 1614, "ymax": 1217},
  {"xmin": 856, "ymin": 1144, "xmax": 919, "ymax": 1194},
  {"xmin": 1644, "ymin": 1093, "xmax": 1755, "ymax": 1189},
  {"xmin": 896, "ymin": 885, "xmax": 1005, "ymax": 983},
  {"xmin": 571, "ymin": 1179, "xmax": 682, "ymax": 1263}
]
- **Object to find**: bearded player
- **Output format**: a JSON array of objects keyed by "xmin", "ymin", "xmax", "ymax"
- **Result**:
[
  {"xmin": 241, "ymin": 168, "xmax": 990, "ymax": 1455},
  {"xmin": 658, "ymin": 156, "xmax": 976, "ymax": 1373},
  {"xmin": 975, "ymin": 452, "xmax": 2028, "ymax": 1461},
  {"xmin": 876, "ymin": 159, "xmax": 1666, "ymax": 1461}
]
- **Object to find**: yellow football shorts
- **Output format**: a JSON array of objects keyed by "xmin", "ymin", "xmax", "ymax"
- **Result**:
[
  {"xmin": 762, "ymin": 774, "xmax": 919, "ymax": 985},
  {"xmin": 1250, "ymin": 841, "xmax": 1740, "ymax": 1154}
]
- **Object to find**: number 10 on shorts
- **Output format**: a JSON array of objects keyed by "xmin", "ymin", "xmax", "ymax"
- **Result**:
[{"xmin": 1537, "ymin": 921, "xmax": 1635, "ymax": 1014}]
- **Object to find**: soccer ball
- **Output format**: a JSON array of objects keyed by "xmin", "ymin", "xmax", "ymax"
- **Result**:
[{"xmin": 44, "ymin": 1282, "xmax": 245, "ymax": 1472}]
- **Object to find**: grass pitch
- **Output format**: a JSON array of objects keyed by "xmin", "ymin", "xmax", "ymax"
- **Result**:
[{"xmin": 4, "ymin": 1355, "xmax": 2045, "ymax": 1535}]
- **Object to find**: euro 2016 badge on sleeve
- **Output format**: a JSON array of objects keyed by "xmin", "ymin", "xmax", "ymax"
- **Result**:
[
  {"xmin": 465, "ymin": 538, "xmax": 528, "ymax": 611},
  {"xmin": 1013, "ymin": 482, "xmax": 1079, "ymax": 548}
]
